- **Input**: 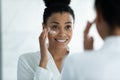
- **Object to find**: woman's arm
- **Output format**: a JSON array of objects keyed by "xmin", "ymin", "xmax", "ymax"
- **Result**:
[{"xmin": 39, "ymin": 27, "xmax": 49, "ymax": 68}]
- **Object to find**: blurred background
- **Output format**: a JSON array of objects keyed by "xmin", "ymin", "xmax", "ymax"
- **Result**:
[{"xmin": 0, "ymin": 0, "xmax": 103, "ymax": 80}]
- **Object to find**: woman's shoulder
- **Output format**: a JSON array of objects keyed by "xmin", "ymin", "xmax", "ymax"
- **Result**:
[
  {"xmin": 18, "ymin": 51, "xmax": 41, "ymax": 72},
  {"xmin": 18, "ymin": 51, "xmax": 40, "ymax": 64},
  {"xmin": 20, "ymin": 51, "xmax": 39, "ymax": 58}
]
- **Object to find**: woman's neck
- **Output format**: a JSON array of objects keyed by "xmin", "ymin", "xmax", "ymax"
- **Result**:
[
  {"xmin": 112, "ymin": 27, "xmax": 120, "ymax": 36},
  {"xmin": 48, "ymin": 46, "xmax": 68, "ymax": 72},
  {"xmin": 48, "ymin": 46, "xmax": 68, "ymax": 60}
]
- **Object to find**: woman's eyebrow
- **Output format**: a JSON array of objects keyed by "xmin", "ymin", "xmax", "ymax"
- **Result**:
[
  {"xmin": 51, "ymin": 21, "xmax": 72, "ymax": 24},
  {"xmin": 51, "ymin": 22, "xmax": 59, "ymax": 24},
  {"xmin": 65, "ymin": 22, "xmax": 72, "ymax": 24}
]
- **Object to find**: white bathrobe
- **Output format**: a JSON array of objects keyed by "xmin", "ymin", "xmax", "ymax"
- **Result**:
[
  {"xmin": 61, "ymin": 36, "xmax": 120, "ymax": 80},
  {"xmin": 17, "ymin": 51, "xmax": 61, "ymax": 80}
]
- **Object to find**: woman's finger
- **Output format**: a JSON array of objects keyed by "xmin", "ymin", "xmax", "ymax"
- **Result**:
[
  {"xmin": 84, "ymin": 21, "xmax": 92, "ymax": 39},
  {"xmin": 84, "ymin": 21, "xmax": 95, "ymax": 50}
]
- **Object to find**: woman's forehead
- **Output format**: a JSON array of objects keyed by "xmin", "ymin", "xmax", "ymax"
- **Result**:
[{"xmin": 47, "ymin": 12, "xmax": 74, "ymax": 23}]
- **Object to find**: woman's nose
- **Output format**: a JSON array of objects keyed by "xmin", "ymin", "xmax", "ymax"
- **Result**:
[{"xmin": 58, "ymin": 29, "xmax": 66, "ymax": 37}]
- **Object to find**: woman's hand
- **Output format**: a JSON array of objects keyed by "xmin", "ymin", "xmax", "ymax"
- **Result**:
[
  {"xmin": 39, "ymin": 28, "xmax": 49, "ymax": 68},
  {"xmin": 84, "ymin": 21, "xmax": 94, "ymax": 50}
]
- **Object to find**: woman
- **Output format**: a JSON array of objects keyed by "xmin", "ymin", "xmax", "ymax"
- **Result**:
[
  {"xmin": 17, "ymin": 0, "xmax": 75, "ymax": 80},
  {"xmin": 61, "ymin": 0, "xmax": 120, "ymax": 80}
]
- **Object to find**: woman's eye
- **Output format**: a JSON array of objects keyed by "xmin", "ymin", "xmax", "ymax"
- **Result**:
[
  {"xmin": 51, "ymin": 25, "xmax": 58, "ymax": 30},
  {"xmin": 65, "ymin": 25, "xmax": 72, "ymax": 31}
]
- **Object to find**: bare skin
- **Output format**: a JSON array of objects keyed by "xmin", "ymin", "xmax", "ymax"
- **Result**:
[
  {"xmin": 39, "ymin": 28, "xmax": 49, "ymax": 68},
  {"xmin": 84, "ymin": 21, "xmax": 94, "ymax": 50}
]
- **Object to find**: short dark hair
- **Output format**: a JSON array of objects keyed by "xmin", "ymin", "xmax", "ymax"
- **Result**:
[{"xmin": 95, "ymin": 0, "xmax": 120, "ymax": 29}]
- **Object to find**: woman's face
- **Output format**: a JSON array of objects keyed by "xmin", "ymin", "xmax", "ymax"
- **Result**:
[{"xmin": 46, "ymin": 12, "xmax": 74, "ymax": 49}]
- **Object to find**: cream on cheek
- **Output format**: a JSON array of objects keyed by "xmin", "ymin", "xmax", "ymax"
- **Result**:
[{"xmin": 49, "ymin": 30, "xmax": 57, "ymax": 34}]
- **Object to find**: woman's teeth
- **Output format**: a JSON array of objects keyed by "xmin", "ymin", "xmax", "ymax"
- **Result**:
[{"xmin": 57, "ymin": 39, "xmax": 66, "ymax": 42}]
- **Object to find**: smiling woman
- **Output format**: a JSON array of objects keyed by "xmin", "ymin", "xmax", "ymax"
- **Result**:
[
  {"xmin": 47, "ymin": 13, "xmax": 73, "ymax": 49},
  {"xmin": 2, "ymin": 0, "xmax": 96, "ymax": 80},
  {"xmin": 17, "ymin": 0, "xmax": 75, "ymax": 80}
]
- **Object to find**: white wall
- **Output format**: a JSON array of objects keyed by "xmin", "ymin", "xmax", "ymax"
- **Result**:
[{"xmin": 2, "ymin": 0, "xmax": 103, "ymax": 80}]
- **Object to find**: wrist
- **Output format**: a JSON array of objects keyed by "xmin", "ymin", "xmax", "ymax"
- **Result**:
[{"xmin": 39, "ymin": 58, "xmax": 48, "ymax": 68}]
